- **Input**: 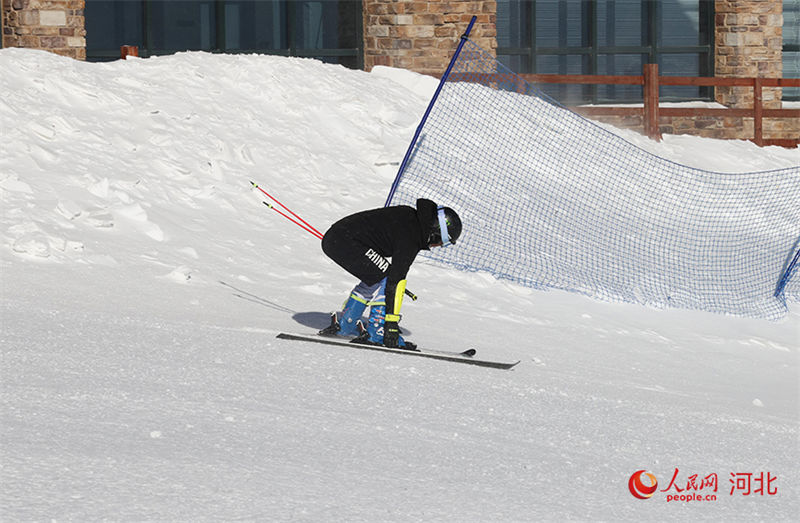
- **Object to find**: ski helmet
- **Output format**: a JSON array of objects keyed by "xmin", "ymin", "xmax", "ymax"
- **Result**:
[{"xmin": 430, "ymin": 206, "xmax": 462, "ymax": 246}]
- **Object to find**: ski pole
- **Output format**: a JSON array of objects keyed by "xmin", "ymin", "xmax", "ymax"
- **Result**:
[
  {"xmin": 251, "ymin": 180, "xmax": 324, "ymax": 238},
  {"xmin": 262, "ymin": 201, "xmax": 323, "ymax": 239}
]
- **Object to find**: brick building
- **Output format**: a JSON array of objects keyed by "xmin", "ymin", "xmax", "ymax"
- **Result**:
[
  {"xmin": 2, "ymin": 1, "xmax": 798, "ymax": 141},
  {"xmin": 2, "ymin": 0, "xmax": 86, "ymax": 59}
]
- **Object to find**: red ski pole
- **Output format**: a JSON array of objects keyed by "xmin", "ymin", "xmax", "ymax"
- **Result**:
[
  {"xmin": 251, "ymin": 181, "xmax": 324, "ymax": 238},
  {"xmin": 262, "ymin": 200, "xmax": 323, "ymax": 239}
]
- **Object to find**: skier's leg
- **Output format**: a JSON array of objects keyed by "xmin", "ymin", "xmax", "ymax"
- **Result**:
[
  {"xmin": 337, "ymin": 280, "xmax": 380, "ymax": 336},
  {"xmin": 364, "ymin": 279, "xmax": 387, "ymax": 344},
  {"xmin": 321, "ymin": 230, "xmax": 392, "ymax": 288},
  {"xmin": 362, "ymin": 279, "xmax": 410, "ymax": 348},
  {"xmin": 320, "ymin": 280, "xmax": 383, "ymax": 336},
  {"xmin": 321, "ymin": 228, "xmax": 391, "ymax": 336}
]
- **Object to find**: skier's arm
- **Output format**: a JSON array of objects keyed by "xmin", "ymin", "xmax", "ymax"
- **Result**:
[
  {"xmin": 385, "ymin": 279, "xmax": 406, "ymax": 322},
  {"xmin": 384, "ymin": 246, "xmax": 415, "ymax": 319},
  {"xmin": 383, "ymin": 278, "xmax": 405, "ymax": 348},
  {"xmin": 384, "ymin": 253, "xmax": 414, "ymax": 348}
]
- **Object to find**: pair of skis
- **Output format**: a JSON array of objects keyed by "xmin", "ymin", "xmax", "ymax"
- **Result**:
[{"xmin": 276, "ymin": 332, "xmax": 519, "ymax": 370}]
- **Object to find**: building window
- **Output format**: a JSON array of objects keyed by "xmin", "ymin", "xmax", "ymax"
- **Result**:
[
  {"xmin": 497, "ymin": 0, "xmax": 714, "ymax": 104},
  {"xmin": 85, "ymin": 0, "xmax": 363, "ymax": 69},
  {"xmin": 785, "ymin": 0, "xmax": 799, "ymax": 101}
]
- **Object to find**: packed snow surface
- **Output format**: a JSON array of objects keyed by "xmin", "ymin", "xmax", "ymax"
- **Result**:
[{"xmin": 1, "ymin": 48, "xmax": 798, "ymax": 521}]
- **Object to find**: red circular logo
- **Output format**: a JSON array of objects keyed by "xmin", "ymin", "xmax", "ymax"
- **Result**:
[{"xmin": 629, "ymin": 470, "xmax": 658, "ymax": 499}]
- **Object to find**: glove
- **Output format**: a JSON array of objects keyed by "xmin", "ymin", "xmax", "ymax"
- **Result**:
[{"xmin": 383, "ymin": 321, "xmax": 400, "ymax": 348}]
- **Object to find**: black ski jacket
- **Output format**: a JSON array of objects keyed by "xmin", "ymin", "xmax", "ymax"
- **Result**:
[{"xmin": 321, "ymin": 198, "xmax": 438, "ymax": 317}]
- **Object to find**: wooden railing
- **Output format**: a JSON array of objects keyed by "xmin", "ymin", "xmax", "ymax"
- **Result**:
[{"xmin": 450, "ymin": 64, "xmax": 800, "ymax": 148}]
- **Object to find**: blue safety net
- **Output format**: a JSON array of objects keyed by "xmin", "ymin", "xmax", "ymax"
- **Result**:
[{"xmin": 386, "ymin": 39, "xmax": 800, "ymax": 320}]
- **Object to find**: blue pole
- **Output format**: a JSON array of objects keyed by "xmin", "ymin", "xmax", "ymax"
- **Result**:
[
  {"xmin": 775, "ymin": 245, "xmax": 800, "ymax": 297},
  {"xmin": 384, "ymin": 15, "xmax": 477, "ymax": 207}
]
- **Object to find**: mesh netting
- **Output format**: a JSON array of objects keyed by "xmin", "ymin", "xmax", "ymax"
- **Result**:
[{"xmin": 386, "ymin": 39, "xmax": 800, "ymax": 320}]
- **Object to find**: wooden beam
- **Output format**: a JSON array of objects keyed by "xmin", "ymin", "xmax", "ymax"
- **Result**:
[
  {"xmin": 643, "ymin": 64, "xmax": 660, "ymax": 141},
  {"xmin": 753, "ymin": 77, "xmax": 763, "ymax": 147}
]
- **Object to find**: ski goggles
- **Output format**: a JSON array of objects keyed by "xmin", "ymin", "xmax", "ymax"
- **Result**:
[{"xmin": 437, "ymin": 206, "xmax": 452, "ymax": 246}]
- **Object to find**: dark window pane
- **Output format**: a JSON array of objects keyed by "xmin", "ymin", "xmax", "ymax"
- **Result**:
[
  {"xmin": 498, "ymin": 54, "xmax": 530, "ymax": 74},
  {"xmin": 787, "ymin": 0, "xmax": 800, "ymax": 47},
  {"xmin": 784, "ymin": 51, "xmax": 800, "ymax": 100},
  {"xmin": 597, "ymin": 52, "xmax": 643, "ymax": 75},
  {"xmin": 597, "ymin": 0, "xmax": 644, "ymax": 47},
  {"xmin": 293, "ymin": 1, "xmax": 359, "ymax": 50},
  {"xmin": 85, "ymin": 0, "xmax": 143, "ymax": 60},
  {"xmin": 537, "ymin": 53, "xmax": 589, "ymax": 75},
  {"xmin": 223, "ymin": 1, "xmax": 287, "ymax": 51},
  {"xmin": 495, "ymin": 0, "xmax": 713, "ymax": 103},
  {"xmin": 84, "ymin": 0, "xmax": 361, "ymax": 67},
  {"xmin": 659, "ymin": 0, "xmax": 701, "ymax": 46},
  {"xmin": 497, "ymin": 0, "xmax": 532, "ymax": 48},
  {"xmin": 784, "ymin": 0, "xmax": 800, "ymax": 99},
  {"xmin": 149, "ymin": 0, "xmax": 217, "ymax": 52},
  {"xmin": 658, "ymin": 52, "xmax": 699, "ymax": 75},
  {"xmin": 536, "ymin": 0, "xmax": 590, "ymax": 48},
  {"xmin": 597, "ymin": 53, "xmax": 643, "ymax": 101},
  {"xmin": 659, "ymin": 53, "xmax": 702, "ymax": 99}
]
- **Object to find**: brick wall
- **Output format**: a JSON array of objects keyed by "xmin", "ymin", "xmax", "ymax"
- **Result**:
[
  {"xmin": 711, "ymin": 0, "xmax": 798, "ymax": 142},
  {"xmin": 363, "ymin": 0, "xmax": 497, "ymax": 75},
  {"xmin": 715, "ymin": 0, "xmax": 783, "ymax": 109},
  {"xmin": 2, "ymin": 0, "xmax": 85, "ymax": 60}
]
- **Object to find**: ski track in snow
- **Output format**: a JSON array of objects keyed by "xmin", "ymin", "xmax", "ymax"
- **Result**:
[{"xmin": 1, "ymin": 48, "xmax": 798, "ymax": 520}]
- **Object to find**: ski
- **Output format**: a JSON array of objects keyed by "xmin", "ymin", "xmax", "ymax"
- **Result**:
[
  {"xmin": 276, "ymin": 332, "xmax": 519, "ymax": 370},
  {"xmin": 319, "ymin": 332, "xmax": 477, "ymax": 358}
]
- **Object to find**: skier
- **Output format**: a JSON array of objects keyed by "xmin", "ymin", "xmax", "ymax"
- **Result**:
[{"xmin": 320, "ymin": 198, "xmax": 462, "ymax": 349}]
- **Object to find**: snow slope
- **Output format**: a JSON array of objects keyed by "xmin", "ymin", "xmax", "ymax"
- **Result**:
[{"xmin": 1, "ymin": 48, "xmax": 798, "ymax": 521}]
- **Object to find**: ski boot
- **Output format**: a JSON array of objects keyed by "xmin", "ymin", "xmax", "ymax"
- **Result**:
[
  {"xmin": 319, "ymin": 294, "xmax": 368, "ymax": 337},
  {"xmin": 352, "ymin": 304, "xmax": 417, "ymax": 350}
]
